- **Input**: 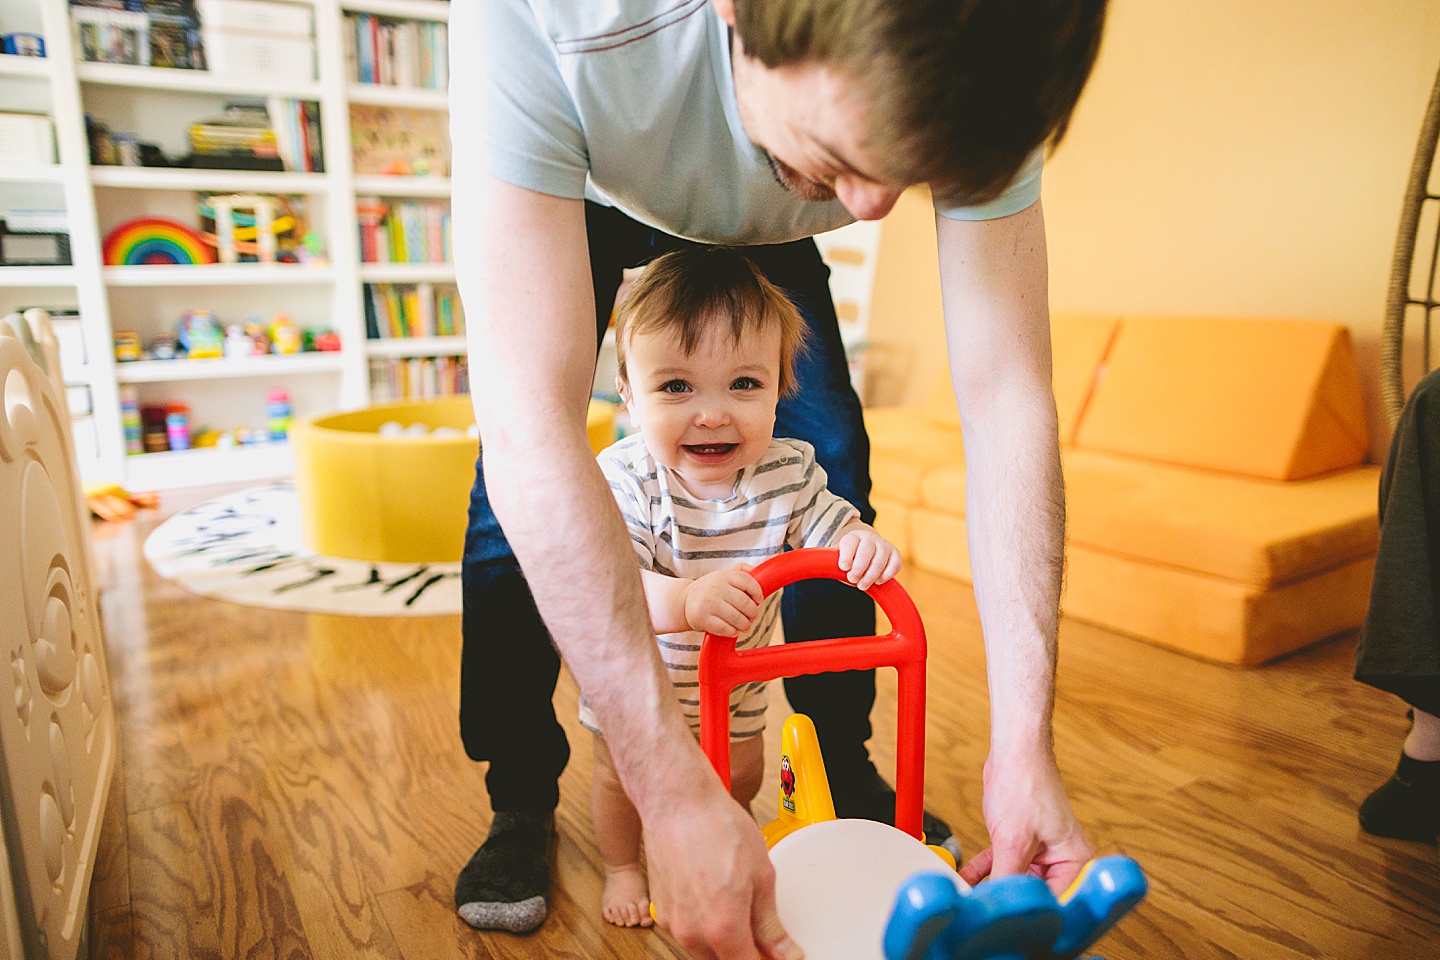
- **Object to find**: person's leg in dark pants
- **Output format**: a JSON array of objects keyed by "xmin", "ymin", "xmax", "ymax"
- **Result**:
[
  {"xmin": 1356, "ymin": 368, "xmax": 1440, "ymax": 844},
  {"xmin": 454, "ymin": 202, "xmax": 631, "ymax": 931},
  {"xmin": 748, "ymin": 243, "xmax": 959, "ymax": 854},
  {"xmin": 751, "ymin": 245, "xmax": 879, "ymax": 776}
]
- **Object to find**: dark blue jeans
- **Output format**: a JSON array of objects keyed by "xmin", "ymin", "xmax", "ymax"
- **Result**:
[{"xmin": 461, "ymin": 202, "xmax": 878, "ymax": 811}]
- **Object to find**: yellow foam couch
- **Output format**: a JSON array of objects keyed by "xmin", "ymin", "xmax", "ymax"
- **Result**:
[{"xmin": 864, "ymin": 314, "xmax": 1380, "ymax": 666}]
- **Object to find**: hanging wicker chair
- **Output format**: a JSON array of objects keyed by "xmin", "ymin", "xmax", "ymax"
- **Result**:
[{"xmin": 1382, "ymin": 62, "xmax": 1440, "ymax": 426}]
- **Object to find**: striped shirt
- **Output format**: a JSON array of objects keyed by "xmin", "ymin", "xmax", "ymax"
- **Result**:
[{"xmin": 579, "ymin": 434, "xmax": 861, "ymax": 740}]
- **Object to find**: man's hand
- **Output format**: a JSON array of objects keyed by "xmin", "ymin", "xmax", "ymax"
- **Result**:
[
  {"xmin": 959, "ymin": 750, "xmax": 1094, "ymax": 894},
  {"xmin": 645, "ymin": 771, "xmax": 804, "ymax": 960},
  {"xmin": 836, "ymin": 527, "xmax": 902, "ymax": 591},
  {"xmin": 685, "ymin": 564, "xmax": 764, "ymax": 636}
]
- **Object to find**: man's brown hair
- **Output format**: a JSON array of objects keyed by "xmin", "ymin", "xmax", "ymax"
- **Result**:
[
  {"xmin": 733, "ymin": 0, "xmax": 1109, "ymax": 207},
  {"xmin": 615, "ymin": 247, "xmax": 808, "ymax": 396}
]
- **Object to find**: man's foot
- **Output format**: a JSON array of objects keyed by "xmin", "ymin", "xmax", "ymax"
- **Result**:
[
  {"xmin": 601, "ymin": 863, "xmax": 653, "ymax": 928},
  {"xmin": 832, "ymin": 765, "xmax": 963, "ymax": 861},
  {"xmin": 1359, "ymin": 754, "xmax": 1440, "ymax": 844},
  {"xmin": 454, "ymin": 811, "xmax": 555, "ymax": 932}
]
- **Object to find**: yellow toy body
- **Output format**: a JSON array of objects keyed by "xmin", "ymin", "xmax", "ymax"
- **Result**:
[{"xmin": 762, "ymin": 714, "xmax": 955, "ymax": 869}]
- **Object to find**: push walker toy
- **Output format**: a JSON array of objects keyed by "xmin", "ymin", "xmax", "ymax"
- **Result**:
[{"xmin": 697, "ymin": 548, "xmax": 1147, "ymax": 960}]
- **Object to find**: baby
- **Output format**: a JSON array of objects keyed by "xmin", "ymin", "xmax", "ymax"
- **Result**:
[{"xmin": 587, "ymin": 246, "xmax": 902, "ymax": 927}]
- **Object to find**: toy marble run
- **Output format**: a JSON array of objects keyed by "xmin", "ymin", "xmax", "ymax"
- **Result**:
[{"xmin": 697, "ymin": 548, "xmax": 1147, "ymax": 960}]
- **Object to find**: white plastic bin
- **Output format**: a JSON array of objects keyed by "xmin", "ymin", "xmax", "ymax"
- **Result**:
[{"xmin": 197, "ymin": 0, "xmax": 313, "ymax": 38}]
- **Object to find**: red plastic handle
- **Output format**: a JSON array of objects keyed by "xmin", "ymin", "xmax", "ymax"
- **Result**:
[{"xmin": 698, "ymin": 547, "xmax": 928, "ymax": 839}]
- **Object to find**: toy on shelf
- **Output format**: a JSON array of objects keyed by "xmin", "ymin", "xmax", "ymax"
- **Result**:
[
  {"xmin": 223, "ymin": 324, "xmax": 251, "ymax": 359},
  {"xmin": 102, "ymin": 217, "xmax": 215, "ymax": 266},
  {"xmin": 149, "ymin": 334, "xmax": 178, "ymax": 360},
  {"xmin": 198, "ymin": 194, "xmax": 303, "ymax": 264},
  {"xmin": 119, "ymin": 385, "xmax": 142, "ymax": 454},
  {"xmin": 140, "ymin": 405, "xmax": 168, "ymax": 453},
  {"xmin": 310, "ymin": 329, "xmax": 341, "ymax": 352},
  {"xmin": 268, "ymin": 313, "xmax": 302, "ymax": 354},
  {"xmin": 266, "ymin": 389, "xmax": 292, "ymax": 440},
  {"xmin": 113, "ymin": 331, "xmax": 142, "ymax": 362},
  {"xmin": 244, "ymin": 319, "xmax": 271, "ymax": 356},
  {"xmin": 165, "ymin": 402, "xmax": 190, "ymax": 451},
  {"xmin": 297, "ymin": 230, "xmax": 326, "ymax": 265},
  {"xmin": 177, "ymin": 310, "xmax": 224, "ymax": 359},
  {"xmin": 2, "ymin": 33, "xmax": 45, "ymax": 57},
  {"xmin": 698, "ymin": 549, "xmax": 1147, "ymax": 960}
]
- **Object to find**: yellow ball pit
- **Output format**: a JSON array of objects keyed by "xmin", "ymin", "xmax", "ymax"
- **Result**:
[{"xmin": 292, "ymin": 397, "xmax": 617, "ymax": 564}]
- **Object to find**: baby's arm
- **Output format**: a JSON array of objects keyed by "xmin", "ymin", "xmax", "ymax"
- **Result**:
[
  {"xmin": 640, "ymin": 567, "xmax": 763, "ymax": 637},
  {"xmin": 835, "ymin": 521, "xmax": 902, "ymax": 591},
  {"xmin": 782, "ymin": 444, "xmax": 902, "ymax": 591}
]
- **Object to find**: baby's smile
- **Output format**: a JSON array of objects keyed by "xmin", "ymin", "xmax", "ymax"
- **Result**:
[{"xmin": 683, "ymin": 442, "xmax": 739, "ymax": 462}]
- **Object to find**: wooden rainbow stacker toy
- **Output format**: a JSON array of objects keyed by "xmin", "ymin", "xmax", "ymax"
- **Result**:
[{"xmin": 698, "ymin": 548, "xmax": 1147, "ymax": 960}]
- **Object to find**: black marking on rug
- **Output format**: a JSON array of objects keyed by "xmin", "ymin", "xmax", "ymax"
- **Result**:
[
  {"xmin": 405, "ymin": 572, "xmax": 459, "ymax": 606},
  {"xmin": 274, "ymin": 566, "xmax": 338, "ymax": 594},
  {"xmin": 381, "ymin": 567, "xmax": 428, "ymax": 593}
]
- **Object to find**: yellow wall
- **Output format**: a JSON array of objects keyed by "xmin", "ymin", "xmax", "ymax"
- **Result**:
[{"xmin": 865, "ymin": 0, "xmax": 1440, "ymax": 459}]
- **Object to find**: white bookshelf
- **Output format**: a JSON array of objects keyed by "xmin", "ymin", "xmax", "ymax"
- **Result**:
[
  {"xmin": 365, "ymin": 334, "xmax": 464, "ymax": 357},
  {"xmin": 345, "ymin": 83, "xmax": 446, "ymax": 110},
  {"xmin": 0, "ymin": 164, "xmax": 67, "ymax": 184},
  {"xmin": 102, "ymin": 264, "xmax": 337, "ymax": 286},
  {"xmin": 357, "ymin": 262, "xmax": 454, "ymax": 283},
  {"xmin": 90, "ymin": 166, "xmax": 331, "ymax": 194},
  {"xmin": 341, "ymin": 0, "xmax": 449, "ymax": 22},
  {"xmin": 0, "ymin": 266, "xmax": 77, "ymax": 287},
  {"xmin": 352, "ymin": 174, "xmax": 450, "ymax": 197},
  {"xmin": 76, "ymin": 60, "xmax": 324, "ymax": 98},
  {"xmin": 0, "ymin": 52, "xmax": 53, "ymax": 77},
  {"xmin": 0, "ymin": 0, "xmax": 461, "ymax": 489},
  {"xmin": 114, "ymin": 353, "xmax": 345, "ymax": 382}
]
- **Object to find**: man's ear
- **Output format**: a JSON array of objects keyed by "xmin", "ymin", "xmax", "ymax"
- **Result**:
[{"xmin": 711, "ymin": 0, "xmax": 735, "ymax": 27}]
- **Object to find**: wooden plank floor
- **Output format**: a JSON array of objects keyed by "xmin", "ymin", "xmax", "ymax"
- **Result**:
[{"xmin": 85, "ymin": 487, "xmax": 1439, "ymax": 959}]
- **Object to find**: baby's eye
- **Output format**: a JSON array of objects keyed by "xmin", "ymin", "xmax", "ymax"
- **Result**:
[
  {"xmin": 731, "ymin": 377, "xmax": 762, "ymax": 391},
  {"xmin": 660, "ymin": 380, "xmax": 690, "ymax": 394}
]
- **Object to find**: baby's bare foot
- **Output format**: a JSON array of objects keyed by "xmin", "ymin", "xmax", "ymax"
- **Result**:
[{"xmin": 601, "ymin": 863, "xmax": 653, "ymax": 928}]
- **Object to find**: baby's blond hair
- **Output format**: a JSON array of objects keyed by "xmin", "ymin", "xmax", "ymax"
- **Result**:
[{"xmin": 614, "ymin": 247, "xmax": 808, "ymax": 397}]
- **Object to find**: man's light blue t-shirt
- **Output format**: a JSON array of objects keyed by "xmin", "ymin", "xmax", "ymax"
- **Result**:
[{"xmin": 451, "ymin": 0, "xmax": 1041, "ymax": 245}]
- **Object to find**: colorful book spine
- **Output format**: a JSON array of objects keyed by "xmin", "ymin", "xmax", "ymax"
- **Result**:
[
  {"xmin": 363, "ymin": 283, "xmax": 465, "ymax": 341},
  {"xmin": 347, "ymin": 14, "xmax": 449, "ymax": 90}
]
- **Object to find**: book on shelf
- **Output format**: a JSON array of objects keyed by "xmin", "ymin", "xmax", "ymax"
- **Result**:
[
  {"xmin": 370, "ymin": 355, "xmax": 468, "ymax": 402},
  {"xmin": 180, "ymin": 99, "xmax": 321, "ymax": 173},
  {"xmin": 344, "ymin": 13, "xmax": 448, "ymax": 90},
  {"xmin": 355, "ymin": 197, "xmax": 451, "ymax": 264},
  {"xmin": 264, "ymin": 97, "xmax": 323, "ymax": 173},
  {"xmin": 363, "ymin": 282, "xmax": 464, "ymax": 340}
]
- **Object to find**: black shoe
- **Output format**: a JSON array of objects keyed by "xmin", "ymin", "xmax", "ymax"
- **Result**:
[
  {"xmin": 1359, "ymin": 754, "xmax": 1440, "ymax": 844},
  {"xmin": 832, "ymin": 765, "xmax": 963, "ymax": 860},
  {"xmin": 454, "ymin": 811, "xmax": 555, "ymax": 933}
]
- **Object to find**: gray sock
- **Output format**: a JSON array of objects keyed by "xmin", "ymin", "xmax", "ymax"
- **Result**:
[{"xmin": 454, "ymin": 811, "xmax": 555, "ymax": 933}]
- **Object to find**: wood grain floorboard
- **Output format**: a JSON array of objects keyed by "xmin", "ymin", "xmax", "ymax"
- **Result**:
[{"xmin": 85, "ymin": 490, "xmax": 1438, "ymax": 959}]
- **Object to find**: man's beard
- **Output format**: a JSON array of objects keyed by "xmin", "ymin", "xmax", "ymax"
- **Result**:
[{"xmin": 763, "ymin": 151, "xmax": 837, "ymax": 203}]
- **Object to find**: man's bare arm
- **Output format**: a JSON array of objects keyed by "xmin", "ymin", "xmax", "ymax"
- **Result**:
[
  {"xmin": 459, "ymin": 176, "xmax": 799, "ymax": 959},
  {"xmin": 935, "ymin": 199, "xmax": 1092, "ymax": 892}
]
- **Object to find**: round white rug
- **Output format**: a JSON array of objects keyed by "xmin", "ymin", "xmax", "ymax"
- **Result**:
[{"xmin": 143, "ymin": 481, "xmax": 462, "ymax": 616}]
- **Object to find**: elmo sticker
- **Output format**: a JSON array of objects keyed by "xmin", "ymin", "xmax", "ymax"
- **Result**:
[{"xmin": 780, "ymin": 755, "xmax": 796, "ymax": 813}]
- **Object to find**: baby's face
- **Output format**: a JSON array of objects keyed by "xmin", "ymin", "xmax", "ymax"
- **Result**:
[{"xmin": 619, "ymin": 323, "xmax": 782, "ymax": 499}]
